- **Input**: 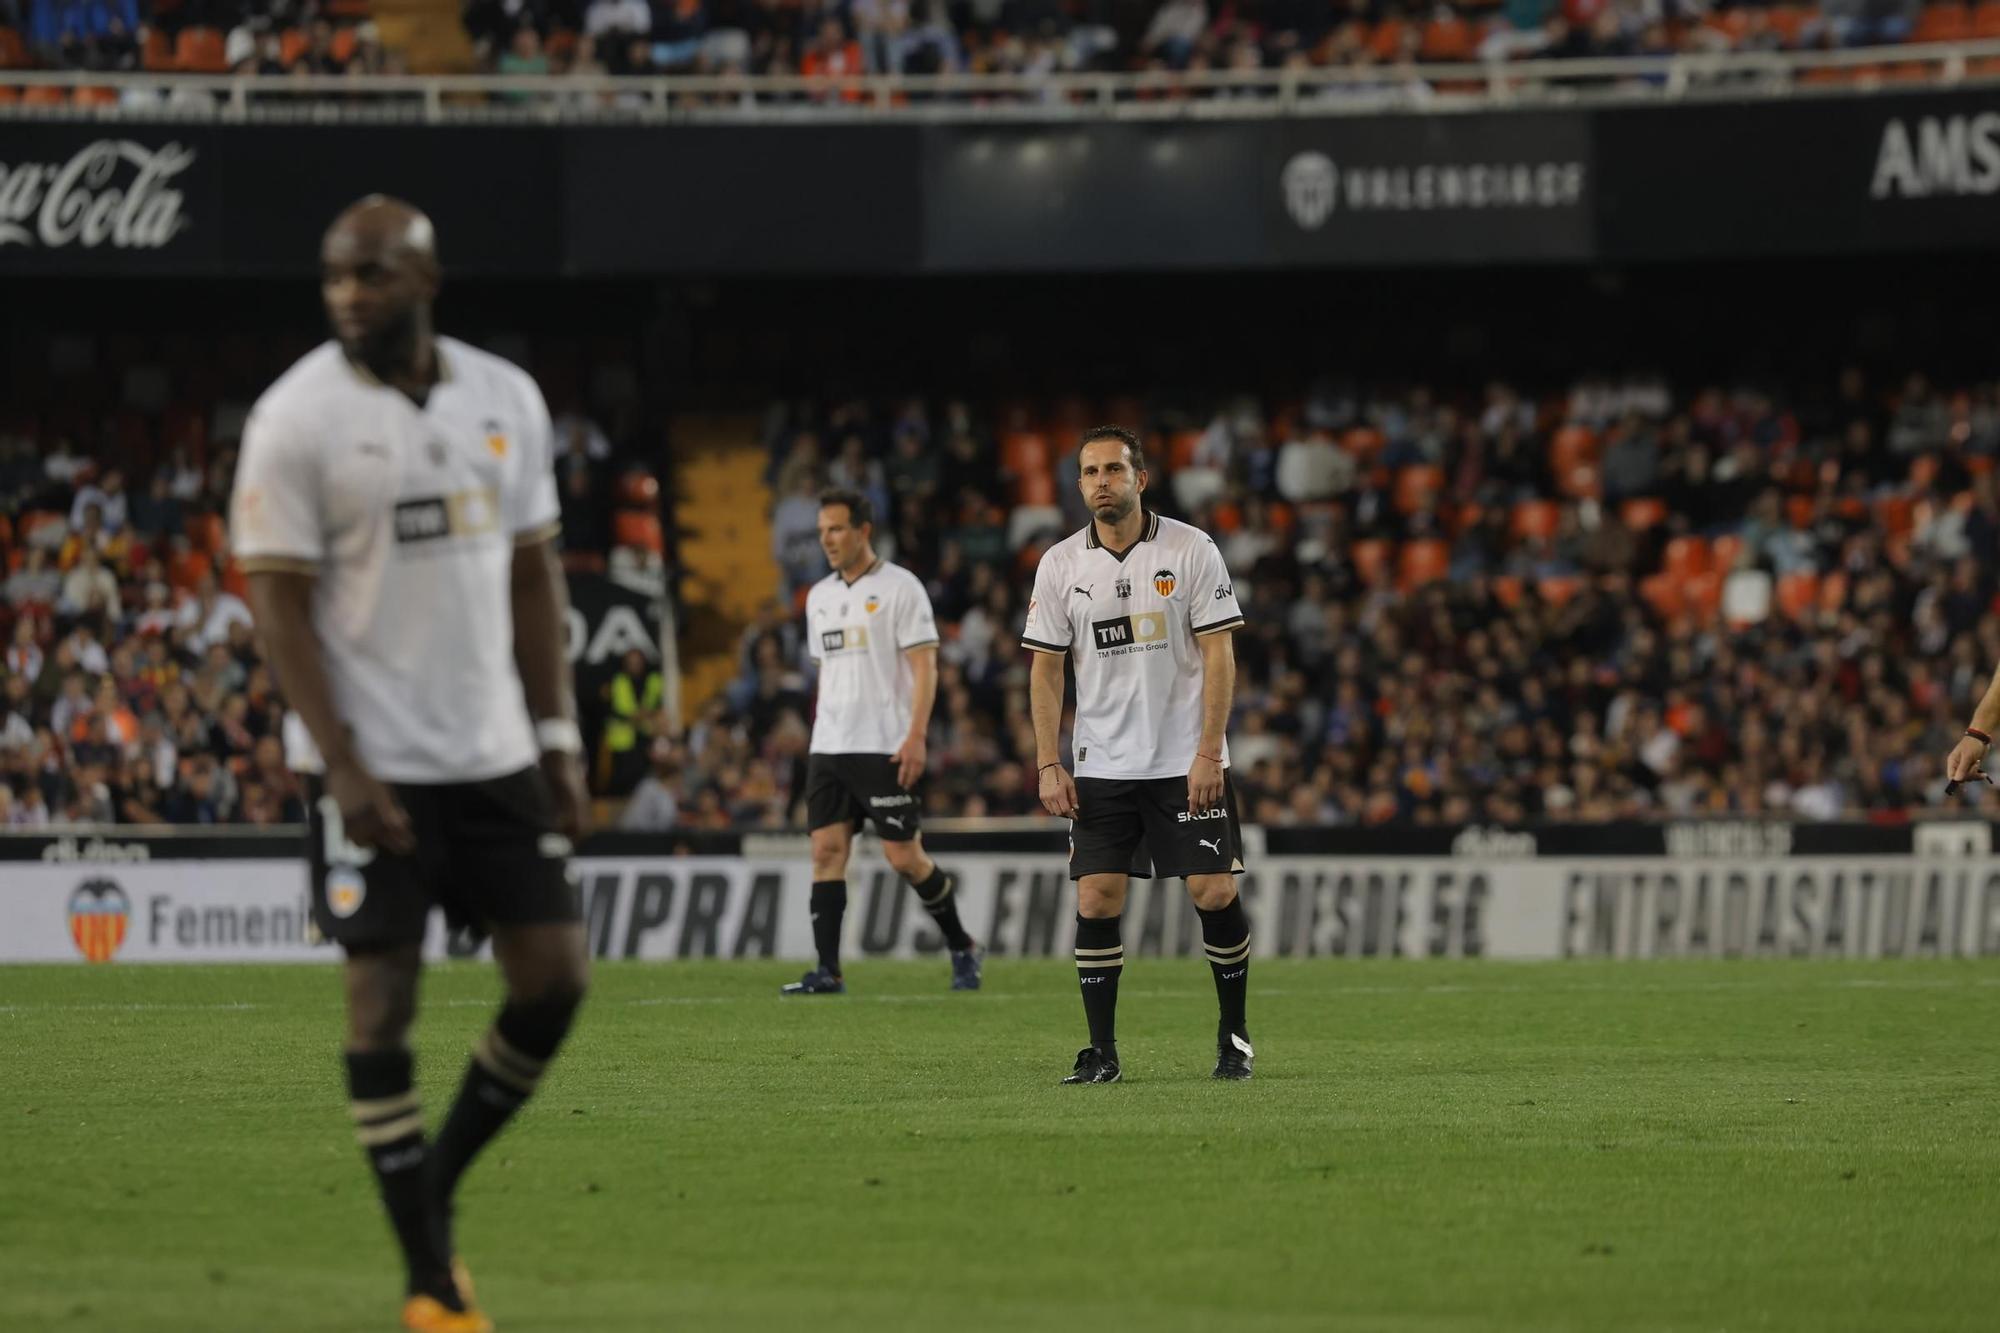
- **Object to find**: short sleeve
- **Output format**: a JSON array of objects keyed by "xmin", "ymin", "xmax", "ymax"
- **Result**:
[
  {"xmin": 805, "ymin": 597, "xmax": 823, "ymax": 664},
  {"xmin": 1190, "ymin": 538, "xmax": 1245, "ymax": 635},
  {"xmin": 1021, "ymin": 554, "xmax": 1073, "ymax": 653},
  {"xmin": 895, "ymin": 577, "xmax": 939, "ymax": 651},
  {"xmin": 508, "ymin": 371, "xmax": 562, "ymax": 546},
  {"xmin": 230, "ymin": 404, "xmax": 325, "ymax": 573}
]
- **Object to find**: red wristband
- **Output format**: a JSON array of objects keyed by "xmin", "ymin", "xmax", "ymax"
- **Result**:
[{"xmin": 1968, "ymin": 728, "xmax": 1992, "ymax": 746}]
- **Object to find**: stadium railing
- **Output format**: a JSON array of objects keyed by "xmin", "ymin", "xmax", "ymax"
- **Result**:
[{"xmin": 3, "ymin": 40, "xmax": 2000, "ymax": 121}]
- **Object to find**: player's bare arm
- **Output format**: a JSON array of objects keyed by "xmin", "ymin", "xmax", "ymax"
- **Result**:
[
  {"xmin": 1029, "ymin": 649, "xmax": 1078, "ymax": 818},
  {"xmin": 246, "ymin": 568, "xmax": 414, "ymax": 855},
  {"xmin": 1189, "ymin": 628, "xmax": 1235, "ymax": 815},
  {"xmin": 510, "ymin": 534, "xmax": 589, "ymax": 840},
  {"xmin": 893, "ymin": 643, "xmax": 937, "ymax": 791}
]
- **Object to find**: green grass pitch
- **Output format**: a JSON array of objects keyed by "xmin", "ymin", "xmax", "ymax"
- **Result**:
[{"xmin": 3, "ymin": 958, "xmax": 1997, "ymax": 1332}]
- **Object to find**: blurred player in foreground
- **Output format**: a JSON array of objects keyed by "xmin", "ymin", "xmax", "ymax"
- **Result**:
[{"xmin": 231, "ymin": 196, "xmax": 590, "ymax": 1333}]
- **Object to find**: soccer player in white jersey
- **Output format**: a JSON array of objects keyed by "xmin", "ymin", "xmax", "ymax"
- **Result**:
[
  {"xmin": 783, "ymin": 487, "xmax": 983, "ymax": 994},
  {"xmin": 229, "ymin": 197, "xmax": 590, "ymax": 1333},
  {"xmin": 1022, "ymin": 427, "xmax": 1252, "ymax": 1084}
]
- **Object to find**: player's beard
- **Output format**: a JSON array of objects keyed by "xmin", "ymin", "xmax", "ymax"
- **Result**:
[{"xmin": 1093, "ymin": 489, "xmax": 1137, "ymax": 523}]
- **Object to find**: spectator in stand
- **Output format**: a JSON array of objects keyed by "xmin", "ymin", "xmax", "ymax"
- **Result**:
[
  {"xmin": 291, "ymin": 17, "xmax": 346, "ymax": 73},
  {"xmin": 600, "ymin": 647, "xmax": 665, "ymax": 795},
  {"xmin": 619, "ymin": 736, "xmax": 684, "ymax": 829},
  {"xmin": 60, "ymin": 547, "xmax": 121, "ymax": 620}
]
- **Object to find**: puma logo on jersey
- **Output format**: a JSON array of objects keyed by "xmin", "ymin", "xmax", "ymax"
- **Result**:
[
  {"xmin": 1074, "ymin": 586, "xmax": 1093, "ymax": 597},
  {"xmin": 882, "ymin": 816, "xmax": 905, "ymax": 830},
  {"xmin": 1198, "ymin": 837, "xmax": 1221, "ymax": 855}
]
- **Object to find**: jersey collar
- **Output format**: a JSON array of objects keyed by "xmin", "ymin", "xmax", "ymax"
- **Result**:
[
  {"xmin": 837, "ymin": 556, "xmax": 882, "ymax": 588},
  {"xmin": 1085, "ymin": 510, "xmax": 1159, "ymax": 562}
]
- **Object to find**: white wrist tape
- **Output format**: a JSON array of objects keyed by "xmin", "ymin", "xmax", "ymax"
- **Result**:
[{"xmin": 536, "ymin": 717, "xmax": 584, "ymax": 755}]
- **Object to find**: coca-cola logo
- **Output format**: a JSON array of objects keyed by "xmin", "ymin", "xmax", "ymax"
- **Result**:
[{"xmin": 0, "ymin": 139, "xmax": 194, "ymax": 251}]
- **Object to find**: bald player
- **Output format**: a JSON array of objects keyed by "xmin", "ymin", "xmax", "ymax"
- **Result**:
[{"xmin": 230, "ymin": 197, "xmax": 591, "ymax": 1333}]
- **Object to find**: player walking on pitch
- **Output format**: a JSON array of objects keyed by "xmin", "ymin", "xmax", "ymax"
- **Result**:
[
  {"xmin": 231, "ymin": 197, "xmax": 590, "ymax": 1333},
  {"xmin": 1022, "ymin": 427, "xmax": 1253, "ymax": 1083},
  {"xmin": 783, "ymin": 487, "xmax": 983, "ymax": 994}
]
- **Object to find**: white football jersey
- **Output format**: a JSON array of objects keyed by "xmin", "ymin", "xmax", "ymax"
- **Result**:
[
  {"xmin": 229, "ymin": 337, "xmax": 560, "ymax": 784},
  {"xmin": 1021, "ymin": 512, "xmax": 1244, "ymax": 780},
  {"xmin": 805, "ymin": 558, "xmax": 939, "ymax": 755}
]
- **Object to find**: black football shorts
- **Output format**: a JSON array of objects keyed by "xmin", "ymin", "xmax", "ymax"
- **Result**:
[
  {"xmin": 805, "ymin": 752, "xmax": 921, "ymax": 842},
  {"xmin": 305, "ymin": 766, "xmax": 580, "ymax": 950},
  {"xmin": 1068, "ymin": 772, "xmax": 1245, "ymax": 881}
]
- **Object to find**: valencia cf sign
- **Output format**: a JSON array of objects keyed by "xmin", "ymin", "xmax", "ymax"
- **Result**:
[{"xmin": 67, "ymin": 877, "xmax": 131, "ymax": 963}]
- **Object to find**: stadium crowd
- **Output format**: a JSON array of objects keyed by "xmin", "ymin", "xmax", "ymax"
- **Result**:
[
  {"xmin": 632, "ymin": 370, "xmax": 2000, "ymax": 830},
  {"xmin": 6, "ymin": 341, "xmax": 2000, "ymax": 831},
  {"xmin": 3, "ymin": 0, "xmax": 1991, "ymax": 86}
]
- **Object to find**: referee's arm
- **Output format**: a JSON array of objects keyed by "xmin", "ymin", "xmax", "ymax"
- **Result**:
[{"xmin": 1945, "ymin": 662, "xmax": 2000, "ymax": 784}]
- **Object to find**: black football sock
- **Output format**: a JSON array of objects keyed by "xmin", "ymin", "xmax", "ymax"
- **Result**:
[
  {"xmin": 1073, "ymin": 914, "xmax": 1123, "ymax": 1058},
  {"xmin": 426, "ymin": 993, "xmax": 580, "ymax": 1260},
  {"xmin": 811, "ymin": 880, "xmax": 847, "ymax": 975},
  {"xmin": 1198, "ymin": 896, "xmax": 1251, "ymax": 1040},
  {"xmin": 345, "ymin": 1048, "xmax": 456, "ymax": 1306},
  {"xmin": 909, "ymin": 864, "xmax": 974, "ymax": 951}
]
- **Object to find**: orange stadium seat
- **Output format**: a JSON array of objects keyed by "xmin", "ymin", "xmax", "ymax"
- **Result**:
[
  {"xmin": 1710, "ymin": 533, "xmax": 1744, "ymax": 572},
  {"xmin": 1684, "ymin": 571, "xmax": 1724, "ymax": 622},
  {"xmin": 1776, "ymin": 571, "xmax": 1821, "ymax": 620},
  {"xmin": 177, "ymin": 27, "xmax": 230, "ymax": 73},
  {"xmin": 1001, "ymin": 431, "xmax": 1051, "ymax": 481},
  {"xmin": 1448, "ymin": 501, "xmax": 1485, "ymax": 537},
  {"xmin": 1915, "ymin": 3, "xmax": 1973, "ymax": 41},
  {"xmin": 1977, "ymin": 0, "xmax": 2000, "ymax": 34},
  {"xmin": 0, "ymin": 87, "xmax": 18, "ymax": 105},
  {"xmin": 1419, "ymin": 17, "xmax": 1473, "ymax": 60},
  {"xmin": 142, "ymin": 26, "xmax": 174, "ymax": 70},
  {"xmin": 1768, "ymin": 5, "xmax": 1812, "ymax": 42},
  {"xmin": 281, "ymin": 28, "xmax": 310, "ymax": 67},
  {"xmin": 1535, "ymin": 576, "xmax": 1582, "ymax": 607},
  {"xmin": 1368, "ymin": 20, "xmax": 1406, "ymax": 60},
  {"xmin": 1510, "ymin": 500, "xmax": 1559, "ymax": 541},
  {"xmin": 1640, "ymin": 573, "xmax": 1685, "ymax": 620},
  {"xmin": 1398, "ymin": 539, "xmax": 1450, "ymax": 591},
  {"xmin": 1166, "ymin": 429, "xmax": 1203, "ymax": 471},
  {"xmin": 1662, "ymin": 536, "xmax": 1710, "ymax": 580},
  {"xmin": 1620, "ymin": 497, "xmax": 1668, "ymax": 532},
  {"xmin": 0, "ymin": 26, "xmax": 27, "ymax": 68},
  {"xmin": 613, "ymin": 511, "xmax": 665, "ymax": 555},
  {"xmin": 1341, "ymin": 426, "xmax": 1385, "ymax": 464},
  {"xmin": 1786, "ymin": 495, "xmax": 1816, "ymax": 528},
  {"xmin": 330, "ymin": 26, "xmax": 359, "ymax": 65},
  {"xmin": 1349, "ymin": 538, "xmax": 1392, "ymax": 585},
  {"xmin": 21, "ymin": 85, "xmax": 64, "ymax": 106},
  {"xmin": 1908, "ymin": 453, "xmax": 1940, "ymax": 490},
  {"xmin": 1967, "ymin": 454, "xmax": 1997, "ymax": 477},
  {"xmin": 1550, "ymin": 424, "xmax": 1598, "ymax": 475},
  {"xmin": 1393, "ymin": 464, "xmax": 1444, "ymax": 515},
  {"xmin": 1557, "ymin": 461, "xmax": 1601, "ymax": 501},
  {"xmin": 1490, "ymin": 575, "xmax": 1524, "ymax": 608},
  {"xmin": 1874, "ymin": 495, "xmax": 1915, "ymax": 537},
  {"xmin": 1818, "ymin": 571, "xmax": 1850, "ymax": 613},
  {"xmin": 72, "ymin": 85, "xmax": 118, "ymax": 106}
]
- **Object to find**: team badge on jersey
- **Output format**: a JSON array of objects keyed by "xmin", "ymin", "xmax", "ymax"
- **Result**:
[
  {"xmin": 326, "ymin": 865, "xmax": 367, "ymax": 919},
  {"xmin": 865, "ymin": 595, "xmax": 881, "ymax": 614},
  {"xmin": 482, "ymin": 418, "xmax": 509, "ymax": 457},
  {"xmin": 1115, "ymin": 578, "xmax": 1132, "ymax": 599},
  {"xmin": 1153, "ymin": 569, "xmax": 1177, "ymax": 597}
]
